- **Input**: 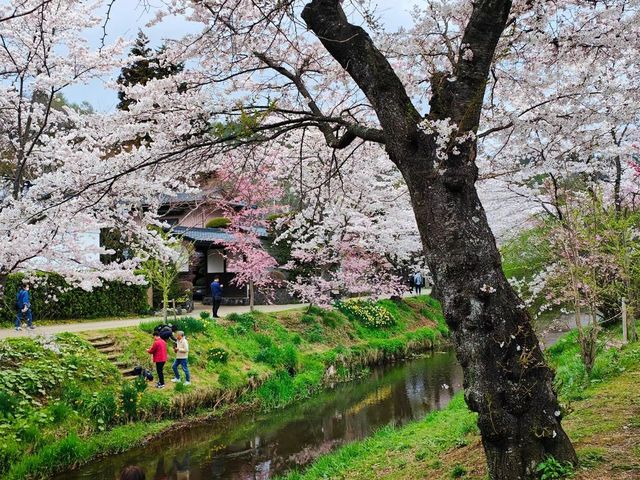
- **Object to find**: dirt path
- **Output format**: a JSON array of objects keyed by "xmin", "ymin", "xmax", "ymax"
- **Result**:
[{"xmin": 0, "ymin": 303, "xmax": 308, "ymax": 339}]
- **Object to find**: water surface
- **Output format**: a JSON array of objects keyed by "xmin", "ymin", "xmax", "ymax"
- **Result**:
[{"xmin": 61, "ymin": 350, "xmax": 463, "ymax": 480}]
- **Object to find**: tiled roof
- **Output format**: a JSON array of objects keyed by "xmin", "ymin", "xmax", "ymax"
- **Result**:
[
  {"xmin": 169, "ymin": 226, "xmax": 268, "ymax": 243},
  {"xmin": 170, "ymin": 226, "xmax": 234, "ymax": 243}
]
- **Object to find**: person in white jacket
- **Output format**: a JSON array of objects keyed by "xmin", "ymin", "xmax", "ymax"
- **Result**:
[{"xmin": 171, "ymin": 331, "xmax": 191, "ymax": 385}]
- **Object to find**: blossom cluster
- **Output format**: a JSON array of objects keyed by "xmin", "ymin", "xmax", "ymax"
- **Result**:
[{"xmin": 336, "ymin": 300, "xmax": 396, "ymax": 329}]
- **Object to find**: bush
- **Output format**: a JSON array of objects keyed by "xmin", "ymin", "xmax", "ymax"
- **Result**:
[
  {"xmin": 138, "ymin": 390, "xmax": 169, "ymax": 418},
  {"xmin": 336, "ymin": 300, "xmax": 395, "ymax": 329},
  {"xmin": 450, "ymin": 464, "xmax": 467, "ymax": 478},
  {"xmin": 0, "ymin": 441, "xmax": 20, "ymax": 476},
  {"xmin": 132, "ymin": 375, "xmax": 147, "ymax": 393},
  {"xmin": 139, "ymin": 316, "xmax": 208, "ymax": 335},
  {"xmin": 120, "ymin": 382, "xmax": 139, "ymax": 421},
  {"xmin": 47, "ymin": 402, "xmax": 73, "ymax": 425},
  {"xmin": 227, "ymin": 312, "xmax": 256, "ymax": 331},
  {"xmin": 254, "ymin": 336, "xmax": 298, "ymax": 373},
  {"xmin": 205, "ymin": 217, "xmax": 231, "ymax": 228},
  {"xmin": 535, "ymin": 456, "xmax": 575, "ymax": 479},
  {"xmin": 0, "ymin": 390, "xmax": 17, "ymax": 418},
  {"xmin": 0, "ymin": 272, "xmax": 148, "ymax": 324},
  {"xmin": 207, "ymin": 347, "xmax": 229, "ymax": 363},
  {"xmin": 175, "ymin": 317, "xmax": 208, "ymax": 334},
  {"xmin": 86, "ymin": 390, "xmax": 119, "ymax": 431}
]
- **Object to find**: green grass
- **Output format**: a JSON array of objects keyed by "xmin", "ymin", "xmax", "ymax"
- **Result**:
[
  {"xmin": 280, "ymin": 394, "xmax": 478, "ymax": 480},
  {"xmin": 0, "ymin": 295, "xmax": 447, "ymax": 479},
  {"xmin": 280, "ymin": 327, "xmax": 640, "ymax": 480},
  {"xmin": 4, "ymin": 421, "xmax": 172, "ymax": 480}
]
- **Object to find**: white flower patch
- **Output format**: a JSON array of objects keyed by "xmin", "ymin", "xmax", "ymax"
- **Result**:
[
  {"xmin": 418, "ymin": 117, "xmax": 476, "ymax": 162},
  {"xmin": 480, "ymin": 283, "xmax": 496, "ymax": 294},
  {"xmin": 461, "ymin": 43, "xmax": 474, "ymax": 61}
]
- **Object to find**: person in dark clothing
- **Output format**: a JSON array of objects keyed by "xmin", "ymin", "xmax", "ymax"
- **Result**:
[
  {"xmin": 413, "ymin": 271, "xmax": 423, "ymax": 295},
  {"xmin": 15, "ymin": 284, "xmax": 34, "ymax": 331},
  {"xmin": 210, "ymin": 277, "xmax": 223, "ymax": 318},
  {"xmin": 153, "ymin": 323, "xmax": 177, "ymax": 343},
  {"xmin": 120, "ymin": 465, "xmax": 145, "ymax": 480}
]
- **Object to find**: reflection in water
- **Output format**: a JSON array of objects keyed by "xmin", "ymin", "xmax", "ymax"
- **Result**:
[{"xmin": 61, "ymin": 350, "xmax": 462, "ymax": 480}]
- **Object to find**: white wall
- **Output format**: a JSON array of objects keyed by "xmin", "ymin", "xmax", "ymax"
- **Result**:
[{"xmin": 207, "ymin": 249, "xmax": 225, "ymax": 273}]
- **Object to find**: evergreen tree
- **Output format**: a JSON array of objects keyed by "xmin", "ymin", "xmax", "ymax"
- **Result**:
[{"xmin": 116, "ymin": 31, "xmax": 184, "ymax": 111}]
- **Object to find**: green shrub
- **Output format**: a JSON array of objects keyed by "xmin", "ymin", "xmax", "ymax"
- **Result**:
[
  {"xmin": 255, "ymin": 337, "xmax": 298, "ymax": 373},
  {"xmin": 0, "ymin": 441, "xmax": 20, "ymax": 476},
  {"xmin": 175, "ymin": 316, "xmax": 208, "ymax": 334},
  {"xmin": 0, "ymin": 390, "xmax": 17, "ymax": 418},
  {"xmin": 138, "ymin": 390, "xmax": 169, "ymax": 418},
  {"xmin": 205, "ymin": 217, "xmax": 231, "ymax": 228},
  {"xmin": 61, "ymin": 382, "xmax": 87, "ymax": 410},
  {"xmin": 305, "ymin": 323, "xmax": 324, "ymax": 343},
  {"xmin": 301, "ymin": 314, "xmax": 316, "ymax": 325},
  {"xmin": 174, "ymin": 382, "xmax": 189, "ymax": 393},
  {"xmin": 207, "ymin": 347, "xmax": 229, "ymax": 363},
  {"xmin": 217, "ymin": 370, "xmax": 232, "ymax": 388},
  {"xmin": 47, "ymin": 402, "xmax": 73, "ymax": 424},
  {"xmin": 336, "ymin": 300, "xmax": 395, "ymax": 329},
  {"xmin": 199, "ymin": 311, "xmax": 211, "ymax": 320},
  {"xmin": 86, "ymin": 390, "xmax": 119, "ymax": 431},
  {"xmin": 139, "ymin": 316, "xmax": 207, "ymax": 335},
  {"xmin": 227, "ymin": 312, "xmax": 255, "ymax": 331},
  {"xmin": 0, "ymin": 272, "xmax": 148, "ymax": 324},
  {"xmin": 450, "ymin": 464, "xmax": 467, "ymax": 478},
  {"xmin": 121, "ymin": 382, "xmax": 139, "ymax": 421},
  {"xmin": 133, "ymin": 375, "xmax": 148, "ymax": 393},
  {"xmin": 535, "ymin": 456, "xmax": 575, "ymax": 479}
]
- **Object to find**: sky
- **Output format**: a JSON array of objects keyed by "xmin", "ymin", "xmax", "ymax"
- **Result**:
[{"xmin": 63, "ymin": 0, "xmax": 419, "ymax": 112}]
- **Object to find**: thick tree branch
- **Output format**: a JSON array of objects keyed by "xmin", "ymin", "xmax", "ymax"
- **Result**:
[
  {"xmin": 430, "ymin": 0, "xmax": 512, "ymax": 131},
  {"xmin": 254, "ymin": 50, "xmax": 384, "ymax": 148},
  {"xmin": 301, "ymin": 0, "xmax": 421, "ymax": 150}
]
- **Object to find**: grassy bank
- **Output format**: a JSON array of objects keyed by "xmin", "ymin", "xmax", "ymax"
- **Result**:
[
  {"xmin": 280, "ymin": 328, "xmax": 640, "ymax": 480},
  {"xmin": 0, "ymin": 295, "xmax": 448, "ymax": 479}
]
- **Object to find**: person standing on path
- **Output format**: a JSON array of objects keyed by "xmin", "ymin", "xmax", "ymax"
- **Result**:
[
  {"xmin": 15, "ymin": 283, "xmax": 35, "ymax": 331},
  {"xmin": 171, "ymin": 330, "xmax": 191, "ymax": 385},
  {"xmin": 210, "ymin": 277, "xmax": 223, "ymax": 318},
  {"xmin": 147, "ymin": 332, "xmax": 167, "ymax": 388},
  {"xmin": 413, "ymin": 271, "xmax": 423, "ymax": 295}
]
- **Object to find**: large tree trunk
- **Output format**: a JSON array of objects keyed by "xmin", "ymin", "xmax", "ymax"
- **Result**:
[
  {"xmin": 302, "ymin": 0, "xmax": 577, "ymax": 478},
  {"xmin": 402, "ymin": 147, "xmax": 577, "ymax": 477}
]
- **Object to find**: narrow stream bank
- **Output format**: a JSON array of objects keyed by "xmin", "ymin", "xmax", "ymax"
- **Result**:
[{"xmin": 60, "ymin": 349, "xmax": 463, "ymax": 480}]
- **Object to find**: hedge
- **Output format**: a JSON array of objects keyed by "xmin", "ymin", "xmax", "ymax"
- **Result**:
[{"xmin": 1, "ymin": 273, "xmax": 149, "ymax": 324}]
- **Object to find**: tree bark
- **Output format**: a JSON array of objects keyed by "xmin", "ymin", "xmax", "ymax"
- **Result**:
[{"xmin": 302, "ymin": 1, "xmax": 577, "ymax": 478}]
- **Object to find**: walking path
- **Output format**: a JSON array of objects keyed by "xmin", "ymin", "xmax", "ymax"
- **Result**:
[{"xmin": 0, "ymin": 303, "xmax": 308, "ymax": 339}]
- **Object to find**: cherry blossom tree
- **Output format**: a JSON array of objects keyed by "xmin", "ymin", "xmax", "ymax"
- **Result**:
[
  {"xmin": 213, "ymin": 152, "xmax": 284, "ymax": 310},
  {"xmin": 5, "ymin": 0, "xmax": 640, "ymax": 476},
  {"xmin": 277, "ymin": 136, "xmax": 419, "ymax": 305},
  {"xmin": 0, "ymin": 0, "xmax": 212, "ymax": 296},
  {"xmin": 142, "ymin": 0, "xmax": 593, "ymax": 474}
]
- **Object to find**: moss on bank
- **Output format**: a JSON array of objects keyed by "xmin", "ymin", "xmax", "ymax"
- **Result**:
[
  {"xmin": 0, "ymin": 295, "xmax": 447, "ymax": 479},
  {"xmin": 281, "ymin": 329, "xmax": 640, "ymax": 480}
]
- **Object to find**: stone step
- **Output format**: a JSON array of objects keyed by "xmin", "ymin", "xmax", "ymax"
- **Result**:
[
  {"xmin": 91, "ymin": 340, "xmax": 116, "ymax": 349},
  {"xmin": 87, "ymin": 335, "xmax": 110, "ymax": 343},
  {"xmin": 106, "ymin": 354, "xmax": 119, "ymax": 361},
  {"xmin": 97, "ymin": 346, "xmax": 118, "ymax": 354}
]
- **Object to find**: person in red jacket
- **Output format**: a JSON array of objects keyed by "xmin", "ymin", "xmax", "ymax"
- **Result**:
[{"xmin": 147, "ymin": 332, "xmax": 168, "ymax": 388}]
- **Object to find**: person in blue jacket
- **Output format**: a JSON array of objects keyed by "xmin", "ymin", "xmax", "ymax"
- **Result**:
[
  {"xmin": 15, "ymin": 284, "xmax": 34, "ymax": 331},
  {"xmin": 210, "ymin": 277, "xmax": 223, "ymax": 318}
]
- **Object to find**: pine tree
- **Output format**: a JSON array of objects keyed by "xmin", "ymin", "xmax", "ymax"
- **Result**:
[{"xmin": 116, "ymin": 31, "xmax": 184, "ymax": 111}]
